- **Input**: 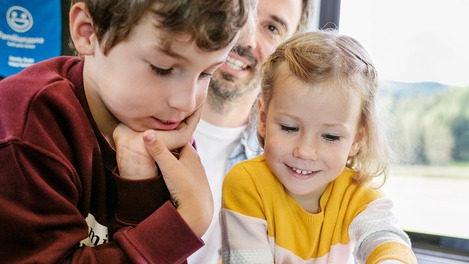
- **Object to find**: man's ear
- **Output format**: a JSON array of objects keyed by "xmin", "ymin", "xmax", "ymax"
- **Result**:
[
  {"xmin": 349, "ymin": 126, "xmax": 365, "ymax": 157},
  {"xmin": 257, "ymin": 97, "xmax": 267, "ymax": 139},
  {"xmin": 69, "ymin": 2, "xmax": 96, "ymax": 55}
]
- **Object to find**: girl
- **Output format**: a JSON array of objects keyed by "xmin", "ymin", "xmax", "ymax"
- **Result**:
[{"xmin": 220, "ymin": 31, "xmax": 417, "ymax": 263}]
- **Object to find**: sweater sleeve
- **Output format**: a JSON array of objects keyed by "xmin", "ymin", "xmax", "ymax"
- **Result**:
[
  {"xmin": 220, "ymin": 163, "xmax": 274, "ymax": 263},
  {"xmin": 0, "ymin": 142, "xmax": 203, "ymax": 264},
  {"xmin": 108, "ymin": 139, "xmax": 204, "ymax": 263},
  {"xmin": 349, "ymin": 197, "xmax": 418, "ymax": 264},
  {"xmin": 114, "ymin": 201, "xmax": 203, "ymax": 264}
]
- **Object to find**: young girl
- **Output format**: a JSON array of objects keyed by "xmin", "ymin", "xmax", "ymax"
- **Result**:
[{"xmin": 220, "ymin": 31, "xmax": 417, "ymax": 263}]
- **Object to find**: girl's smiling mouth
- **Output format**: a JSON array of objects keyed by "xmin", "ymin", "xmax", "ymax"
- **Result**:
[{"xmin": 286, "ymin": 164, "xmax": 319, "ymax": 178}]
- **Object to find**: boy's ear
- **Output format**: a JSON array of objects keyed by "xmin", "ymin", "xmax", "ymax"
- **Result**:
[
  {"xmin": 349, "ymin": 126, "xmax": 365, "ymax": 157},
  {"xmin": 69, "ymin": 2, "xmax": 96, "ymax": 55},
  {"xmin": 257, "ymin": 97, "xmax": 267, "ymax": 139}
]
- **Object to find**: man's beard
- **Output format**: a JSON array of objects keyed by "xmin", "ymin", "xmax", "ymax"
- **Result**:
[
  {"xmin": 210, "ymin": 71, "xmax": 260, "ymax": 100},
  {"xmin": 207, "ymin": 45, "xmax": 261, "ymax": 107}
]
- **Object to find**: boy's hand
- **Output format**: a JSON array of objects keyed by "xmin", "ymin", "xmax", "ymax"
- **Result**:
[
  {"xmin": 113, "ymin": 108, "xmax": 202, "ymax": 180},
  {"xmin": 114, "ymin": 124, "xmax": 158, "ymax": 180},
  {"xmin": 152, "ymin": 107, "xmax": 202, "ymax": 151},
  {"xmin": 143, "ymin": 131, "xmax": 213, "ymax": 237}
]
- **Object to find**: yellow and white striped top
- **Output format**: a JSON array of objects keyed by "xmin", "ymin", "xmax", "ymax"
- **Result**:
[{"xmin": 221, "ymin": 155, "xmax": 417, "ymax": 264}]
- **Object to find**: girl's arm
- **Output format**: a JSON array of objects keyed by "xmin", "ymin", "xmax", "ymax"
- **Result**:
[
  {"xmin": 350, "ymin": 197, "xmax": 418, "ymax": 264},
  {"xmin": 220, "ymin": 164, "xmax": 274, "ymax": 263}
]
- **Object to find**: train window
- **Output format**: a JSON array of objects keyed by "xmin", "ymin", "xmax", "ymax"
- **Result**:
[{"xmin": 339, "ymin": 0, "xmax": 469, "ymax": 245}]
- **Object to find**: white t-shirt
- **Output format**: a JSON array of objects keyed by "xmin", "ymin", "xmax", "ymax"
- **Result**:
[{"xmin": 188, "ymin": 119, "xmax": 246, "ymax": 264}]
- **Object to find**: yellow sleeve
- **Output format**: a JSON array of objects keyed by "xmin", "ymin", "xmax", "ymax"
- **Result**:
[
  {"xmin": 366, "ymin": 241, "xmax": 418, "ymax": 264},
  {"xmin": 220, "ymin": 160, "xmax": 274, "ymax": 263},
  {"xmin": 222, "ymin": 161, "xmax": 266, "ymax": 219}
]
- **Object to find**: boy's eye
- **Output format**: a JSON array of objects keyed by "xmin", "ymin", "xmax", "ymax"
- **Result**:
[
  {"xmin": 280, "ymin": 124, "xmax": 298, "ymax": 133},
  {"xmin": 199, "ymin": 72, "xmax": 213, "ymax": 80},
  {"xmin": 323, "ymin": 134, "xmax": 340, "ymax": 142},
  {"xmin": 150, "ymin": 64, "xmax": 173, "ymax": 75}
]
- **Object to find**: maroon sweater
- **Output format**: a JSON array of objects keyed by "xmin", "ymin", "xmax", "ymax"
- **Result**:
[{"xmin": 0, "ymin": 57, "xmax": 203, "ymax": 263}]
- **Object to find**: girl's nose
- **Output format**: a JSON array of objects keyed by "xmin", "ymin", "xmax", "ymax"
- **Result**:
[{"xmin": 293, "ymin": 138, "xmax": 318, "ymax": 161}]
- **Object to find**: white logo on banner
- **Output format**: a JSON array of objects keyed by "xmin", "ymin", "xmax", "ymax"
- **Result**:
[{"xmin": 6, "ymin": 6, "xmax": 33, "ymax": 33}]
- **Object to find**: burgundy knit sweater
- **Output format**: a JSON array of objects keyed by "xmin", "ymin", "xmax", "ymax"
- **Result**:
[{"xmin": 0, "ymin": 56, "xmax": 203, "ymax": 263}]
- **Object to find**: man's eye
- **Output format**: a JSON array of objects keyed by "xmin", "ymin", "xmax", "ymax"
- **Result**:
[
  {"xmin": 150, "ymin": 65, "xmax": 173, "ymax": 75},
  {"xmin": 280, "ymin": 124, "xmax": 298, "ymax": 133},
  {"xmin": 323, "ymin": 134, "xmax": 340, "ymax": 142},
  {"xmin": 267, "ymin": 24, "xmax": 279, "ymax": 35}
]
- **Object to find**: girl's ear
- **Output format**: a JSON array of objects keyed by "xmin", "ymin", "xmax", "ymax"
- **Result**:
[
  {"xmin": 349, "ymin": 126, "xmax": 365, "ymax": 157},
  {"xmin": 257, "ymin": 97, "xmax": 267, "ymax": 139},
  {"xmin": 69, "ymin": 2, "xmax": 96, "ymax": 55}
]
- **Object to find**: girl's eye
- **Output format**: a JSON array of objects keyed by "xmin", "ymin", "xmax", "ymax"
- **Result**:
[
  {"xmin": 323, "ymin": 134, "xmax": 340, "ymax": 142},
  {"xmin": 150, "ymin": 65, "xmax": 173, "ymax": 75},
  {"xmin": 280, "ymin": 124, "xmax": 298, "ymax": 133}
]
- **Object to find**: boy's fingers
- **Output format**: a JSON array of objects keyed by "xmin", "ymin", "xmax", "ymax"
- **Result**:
[
  {"xmin": 143, "ymin": 130, "xmax": 177, "ymax": 172},
  {"xmin": 184, "ymin": 106, "xmax": 202, "ymax": 129},
  {"xmin": 152, "ymin": 108, "xmax": 201, "ymax": 151}
]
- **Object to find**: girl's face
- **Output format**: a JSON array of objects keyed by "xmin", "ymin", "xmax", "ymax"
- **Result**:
[
  {"xmin": 258, "ymin": 72, "xmax": 364, "ymax": 205},
  {"xmin": 84, "ymin": 9, "xmax": 234, "ymax": 136}
]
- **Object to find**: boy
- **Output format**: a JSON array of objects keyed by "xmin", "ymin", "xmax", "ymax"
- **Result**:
[{"xmin": 0, "ymin": 0, "xmax": 248, "ymax": 263}]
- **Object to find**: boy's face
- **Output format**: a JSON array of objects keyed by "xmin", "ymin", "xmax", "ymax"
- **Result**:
[
  {"xmin": 84, "ymin": 11, "xmax": 233, "ymax": 134},
  {"xmin": 258, "ymin": 69, "xmax": 364, "ymax": 202}
]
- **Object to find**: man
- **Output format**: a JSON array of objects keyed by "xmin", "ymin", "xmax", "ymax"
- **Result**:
[{"xmin": 189, "ymin": 0, "xmax": 314, "ymax": 263}]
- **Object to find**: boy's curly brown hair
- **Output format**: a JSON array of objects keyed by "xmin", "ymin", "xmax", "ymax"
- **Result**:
[{"xmin": 70, "ymin": 0, "xmax": 249, "ymax": 54}]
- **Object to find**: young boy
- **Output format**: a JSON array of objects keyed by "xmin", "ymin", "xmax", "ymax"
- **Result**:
[{"xmin": 0, "ymin": 0, "xmax": 248, "ymax": 263}]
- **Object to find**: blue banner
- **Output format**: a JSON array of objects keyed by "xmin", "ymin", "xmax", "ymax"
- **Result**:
[{"xmin": 0, "ymin": 0, "xmax": 61, "ymax": 77}]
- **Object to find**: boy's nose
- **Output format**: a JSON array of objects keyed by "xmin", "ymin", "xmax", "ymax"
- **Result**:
[{"xmin": 167, "ymin": 81, "xmax": 198, "ymax": 113}]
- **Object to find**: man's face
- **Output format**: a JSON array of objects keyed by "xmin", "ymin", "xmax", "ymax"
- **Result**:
[{"xmin": 209, "ymin": 0, "xmax": 304, "ymax": 102}]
